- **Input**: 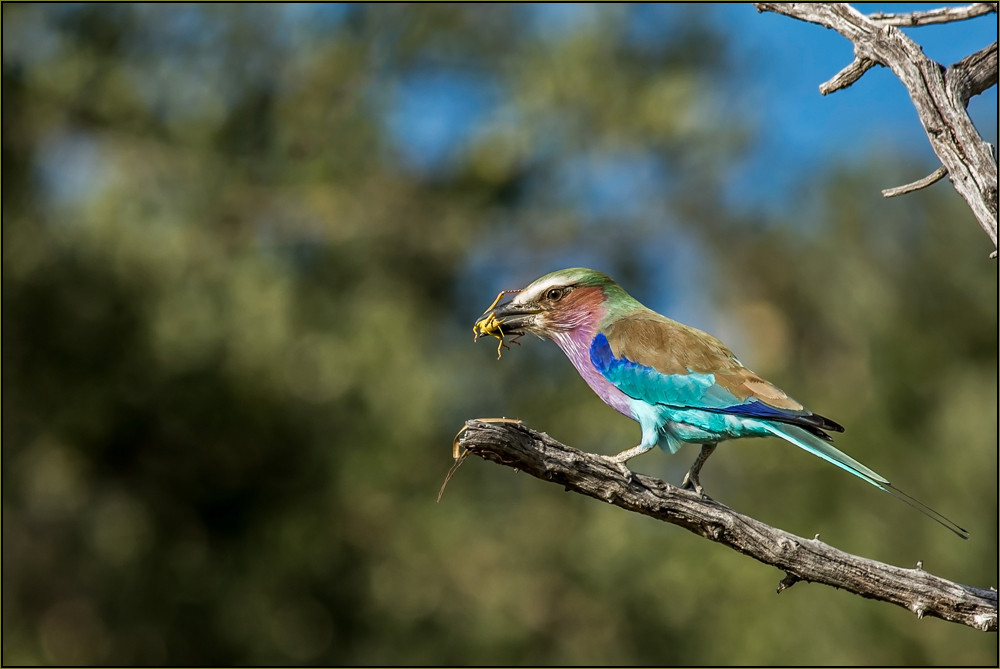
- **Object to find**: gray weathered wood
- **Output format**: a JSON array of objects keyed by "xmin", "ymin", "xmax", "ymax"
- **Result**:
[
  {"xmin": 753, "ymin": 3, "xmax": 998, "ymax": 253},
  {"xmin": 819, "ymin": 56, "xmax": 876, "ymax": 95},
  {"xmin": 868, "ymin": 3, "xmax": 996, "ymax": 27},
  {"xmin": 453, "ymin": 419, "xmax": 998, "ymax": 633},
  {"xmin": 949, "ymin": 41, "xmax": 999, "ymax": 104},
  {"xmin": 883, "ymin": 165, "xmax": 949, "ymax": 198}
]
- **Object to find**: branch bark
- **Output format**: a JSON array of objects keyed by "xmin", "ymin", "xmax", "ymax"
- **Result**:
[
  {"xmin": 819, "ymin": 56, "xmax": 876, "ymax": 95},
  {"xmin": 753, "ymin": 3, "xmax": 998, "ymax": 254},
  {"xmin": 949, "ymin": 41, "xmax": 999, "ymax": 104},
  {"xmin": 882, "ymin": 165, "xmax": 949, "ymax": 198},
  {"xmin": 868, "ymin": 3, "xmax": 996, "ymax": 27},
  {"xmin": 453, "ymin": 419, "xmax": 998, "ymax": 633}
]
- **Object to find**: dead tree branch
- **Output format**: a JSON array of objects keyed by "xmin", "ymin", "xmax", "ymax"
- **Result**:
[
  {"xmin": 753, "ymin": 3, "xmax": 998, "ymax": 254},
  {"xmin": 882, "ymin": 165, "xmax": 949, "ymax": 198},
  {"xmin": 453, "ymin": 419, "xmax": 998, "ymax": 633},
  {"xmin": 950, "ymin": 41, "xmax": 999, "ymax": 104},
  {"xmin": 868, "ymin": 3, "xmax": 996, "ymax": 27},
  {"xmin": 819, "ymin": 56, "xmax": 876, "ymax": 95}
]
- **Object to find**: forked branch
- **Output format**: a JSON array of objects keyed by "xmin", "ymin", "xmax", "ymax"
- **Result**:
[
  {"xmin": 452, "ymin": 419, "xmax": 998, "ymax": 632},
  {"xmin": 753, "ymin": 3, "xmax": 998, "ymax": 254}
]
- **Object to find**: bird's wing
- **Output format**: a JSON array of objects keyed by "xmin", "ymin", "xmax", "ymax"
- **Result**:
[
  {"xmin": 592, "ymin": 316, "xmax": 843, "ymax": 436},
  {"xmin": 594, "ymin": 316, "xmax": 969, "ymax": 539}
]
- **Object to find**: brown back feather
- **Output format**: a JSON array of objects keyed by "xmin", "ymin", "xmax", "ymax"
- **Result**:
[{"xmin": 603, "ymin": 315, "xmax": 805, "ymax": 411}]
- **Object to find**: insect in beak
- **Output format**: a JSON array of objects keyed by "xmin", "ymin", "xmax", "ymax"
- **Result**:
[{"xmin": 473, "ymin": 289, "xmax": 523, "ymax": 359}]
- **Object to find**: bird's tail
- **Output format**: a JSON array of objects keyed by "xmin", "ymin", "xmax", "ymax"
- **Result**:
[{"xmin": 763, "ymin": 423, "xmax": 969, "ymax": 540}]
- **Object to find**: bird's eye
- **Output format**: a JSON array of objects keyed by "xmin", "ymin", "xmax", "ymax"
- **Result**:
[{"xmin": 546, "ymin": 288, "xmax": 563, "ymax": 301}]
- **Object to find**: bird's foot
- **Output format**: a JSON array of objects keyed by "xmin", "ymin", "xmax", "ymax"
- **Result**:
[
  {"xmin": 604, "ymin": 444, "xmax": 654, "ymax": 485},
  {"xmin": 604, "ymin": 457, "xmax": 634, "ymax": 484},
  {"xmin": 680, "ymin": 443, "xmax": 716, "ymax": 497},
  {"xmin": 680, "ymin": 470, "xmax": 705, "ymax": 497}
]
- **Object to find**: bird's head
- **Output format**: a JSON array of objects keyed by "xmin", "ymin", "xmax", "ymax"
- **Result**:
[{"xmin": 479, "ymin": 268, "xmax": 619, "ymax": 340}]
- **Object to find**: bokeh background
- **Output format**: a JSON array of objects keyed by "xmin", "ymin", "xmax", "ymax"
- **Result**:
[{"xmin": 3, "ymin": 3, "xmax": 997, "ymax": 665}]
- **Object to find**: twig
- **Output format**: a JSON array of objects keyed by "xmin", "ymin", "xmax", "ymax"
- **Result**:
[
  {"xmin": 776, "ymin": 572, "xmax": 802, "ymax": 594},
  {"xmin": 453, "ymin": 419, "xmax": 999, "ymax": 632},
  {"xmin": 753, "ymin": 3, "xmax": 998, "ymax": 253},
  {"xmin": 882, "ymin": 166, "xmax": 948, "ymax": 198},
  {"xmin": 820, "ymin": 56, "xmax": 876, "ymax": 95},
  {"xmin": 868, "ymin": 3, "xmax": 996, "ymax": 27}
]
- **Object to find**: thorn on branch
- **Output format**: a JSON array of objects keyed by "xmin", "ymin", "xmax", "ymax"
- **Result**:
[
  {"xmin": 777, "ymin": 572, "xmax": 801, "ymax": 594},
  {"xmin": 882, "ymin": 166, "xmax": 948, "ymax": 197},
  {"xmin": 820, "ymin": 57, "xmax": 877, "ymax": 95}
]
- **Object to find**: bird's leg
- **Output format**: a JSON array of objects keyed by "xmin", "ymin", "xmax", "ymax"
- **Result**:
[
  {"xmin": 681, "ymin": 443, "xmax": 718, "ymax": 496},
  {"xmin": 605, "ymin": 443, "xmax": 655, "ymax": 484}
]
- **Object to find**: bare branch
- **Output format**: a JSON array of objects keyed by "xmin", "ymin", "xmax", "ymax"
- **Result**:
[
  {"xmin": 454, "ymin": 420, "xmax": 999, "ymax": 633},
  {"xmin": 949, "ymin": 41, "xmax": 999, "ymax": 104},
  {"xmin": 753, "ymin": 3, "xmax": 998, "ymax": 252},
  {"xmin": 868, "ymin": 3, "xmax": 996, "ymax": 27},
  {"xmin": 882, "ymin": 165, "xmax": 948, "ymax": 198},
  {"xmin": 820, "ymin": 56, "xmax": 876, "ymax": 95}
]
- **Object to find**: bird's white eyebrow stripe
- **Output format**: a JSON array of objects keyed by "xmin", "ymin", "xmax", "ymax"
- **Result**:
[{"xmin": 512, "ymin": 276, "xmax": 567, "ymax": 304}]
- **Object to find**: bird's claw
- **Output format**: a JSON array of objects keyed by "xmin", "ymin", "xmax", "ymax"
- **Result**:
[
  {"xmin": 680, "ymin": 443, "xmax": 716, "ymax": 497},
  {"xmin": 605, "ymin": 458, "xmax": 634, "ymax": 484},
  {"xmin": 680, "ymin": 471, "xmax": 705, "ymax": 497}
]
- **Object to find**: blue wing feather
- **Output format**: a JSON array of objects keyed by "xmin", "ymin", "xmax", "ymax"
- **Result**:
[{"xmin": 590, "ymin": 333, "xmax": 822, "ymax": 426}]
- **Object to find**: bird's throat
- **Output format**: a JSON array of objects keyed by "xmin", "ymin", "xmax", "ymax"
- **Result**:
[{"xmin": 551, "ymin": 321, "xmax": 634, "ymax": 418}]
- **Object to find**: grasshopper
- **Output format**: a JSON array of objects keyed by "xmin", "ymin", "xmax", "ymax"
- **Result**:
[{"xmin": 473, "ymin": 289, "xmax": 523, "ymax": 359}]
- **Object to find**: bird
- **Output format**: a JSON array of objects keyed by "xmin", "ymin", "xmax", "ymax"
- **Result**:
[{"xmin": 476, "ymin": 267, "xmax": 968, "ymax": 539}]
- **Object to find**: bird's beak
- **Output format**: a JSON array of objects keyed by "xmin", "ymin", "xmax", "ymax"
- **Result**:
[{"xmin": 480, "ymin": 299, "xmax": 541, "ymax": 334}]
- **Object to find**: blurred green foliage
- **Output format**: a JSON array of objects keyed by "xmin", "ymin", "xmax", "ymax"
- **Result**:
[{"xmin": 2, "ymin": 4, "xmax": 996, "ymax": 665}]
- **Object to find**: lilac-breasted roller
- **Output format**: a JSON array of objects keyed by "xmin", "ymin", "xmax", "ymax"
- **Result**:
[{"xmin": 479, "ymin": 267, "xmax": 967, "ymax": 538}]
